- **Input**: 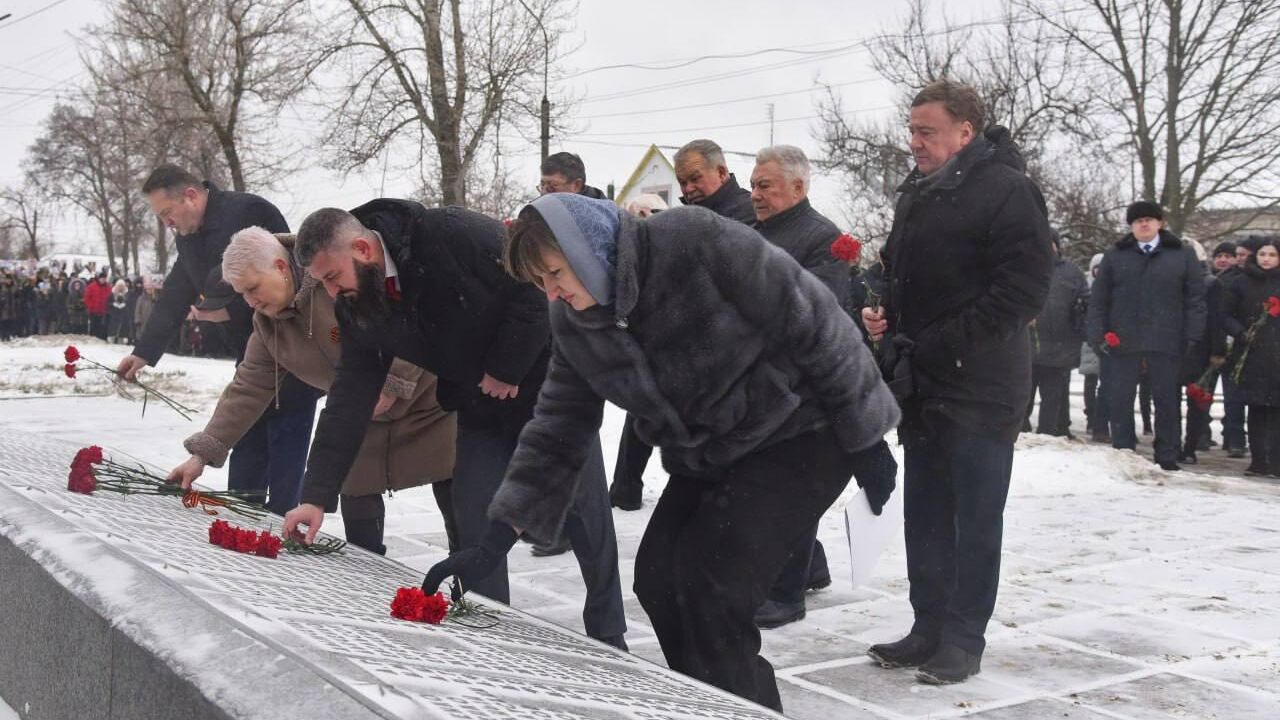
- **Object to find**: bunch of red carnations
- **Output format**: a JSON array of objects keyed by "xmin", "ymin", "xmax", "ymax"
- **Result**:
[{"xmin": 208, "ymin": 519, "xmax": 282, "ymax": 559}]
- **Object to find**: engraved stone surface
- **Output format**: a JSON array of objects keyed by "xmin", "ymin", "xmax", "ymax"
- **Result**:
[{"xmin": 0, "ymin": 430, "xmax": 781, "ymax": 720}]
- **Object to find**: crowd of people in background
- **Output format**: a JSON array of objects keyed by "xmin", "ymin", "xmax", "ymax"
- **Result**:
[{"xmin": 0, "ymin": 263, "xmax": 229, "ymax": 358}]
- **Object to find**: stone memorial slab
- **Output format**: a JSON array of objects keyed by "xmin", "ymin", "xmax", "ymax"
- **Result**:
[{"xmin": 0, "ymin": 431, "xmax": 782, "ymax": 720}]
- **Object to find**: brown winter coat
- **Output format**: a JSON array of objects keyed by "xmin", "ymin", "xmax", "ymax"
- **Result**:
[{"xmin": 184, "ymin": 266, "xmax": 456, "ymax": 497}]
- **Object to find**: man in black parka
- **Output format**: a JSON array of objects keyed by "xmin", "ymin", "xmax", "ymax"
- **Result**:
[
  {"xmin": 861, "ymin": 80, "xmax": 1053, "ymax": 684},
  {"xmin": 1086, "ymin": 201, "xmax": 1206, "ymax": 470},
  {"xmin": 117, "ymin": 165, "xmax": 318, "ymax": 514},
  {"xmin": 282, "ymin": 201, "xmax": 627, "ymax": 648}
]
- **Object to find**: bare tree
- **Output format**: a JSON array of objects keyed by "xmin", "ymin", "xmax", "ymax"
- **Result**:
[
  {"xmin": 100, "ymin": 0, "xmax": 311, "ymax": 192},
  {"xmin": 26, "ymin": 91, "xmax": 149, "ymax": 277},
  {"xmin": 1025, "ymin": 0, "xmax": 1280, "ymax": 234},
  {"xmin": 0, "ymin": 185, "xmax": 47, "ymax": 260},
  {"xmin": 317, "ymin": 0, "xmax": 575, "ymax": 206}
]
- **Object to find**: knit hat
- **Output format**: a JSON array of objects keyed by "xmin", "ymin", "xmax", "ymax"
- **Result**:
[
  {"xmin": 1125, "ymin": 200, "xmax": 1164, "ymax": 225},
  {"xmin": 1212, "ymin": 241, "xmax": 1237, "ymax": 257},
  {"xmin": 529, "ymin": 192, "xmax": 621, "ymax": 306}
]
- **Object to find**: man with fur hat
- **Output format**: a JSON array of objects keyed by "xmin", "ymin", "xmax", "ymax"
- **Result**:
[{"xmin": 1087, "ymin": 200, "xmax": 1207, "ymax": 470}]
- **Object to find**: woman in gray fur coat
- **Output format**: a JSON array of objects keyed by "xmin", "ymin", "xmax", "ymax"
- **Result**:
[{"xmin": 424, "ymin": 193, "xmax": 901, "ymax": 711}]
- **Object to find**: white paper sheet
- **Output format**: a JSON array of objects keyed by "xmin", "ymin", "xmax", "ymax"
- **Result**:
[{"xmin": 844, "ymin": 486, "xmax": 905, "ymax": 589}]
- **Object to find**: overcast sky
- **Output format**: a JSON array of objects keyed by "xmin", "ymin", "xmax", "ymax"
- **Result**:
[{"xmin": 0, "ymin": 0, "xmax": 1002, "ymax": 256}]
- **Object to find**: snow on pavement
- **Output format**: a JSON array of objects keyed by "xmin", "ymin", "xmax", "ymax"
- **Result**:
[{"xmin": 2, "ymin": 335, "xmax": 1279, "ymax": 718}]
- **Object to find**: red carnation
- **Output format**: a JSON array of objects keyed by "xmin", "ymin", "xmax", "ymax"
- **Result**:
[
  {"xmin": 67, "ymin": 465, "xmax": 97, "ymax": 494},
  {"xmin": 391, "ymin": 587, "xmax": 429, "ymax": 621},
  {"xmin": 208, "ymin": 519, "xmax": 230, "ymax": 545},
  {"xmin": 64, "ymin": 346, "xmax": 80, "ymax": 363},
  {"xmin": 1104, "ymin": 332, "xmax": 1121, "ymax": 348},
  {"xmin": 234, "ymin": 528, "xmax": 258, "ymax": 554},
  {"xmin": 64, "ymin": 363, "xmax": 77, "ymax": 378},
  {"xmin": 421, "ymin": 591, "xmax": 449, "ymax": 624},
  {"xmin": 1186, "ymin": 383, "xmax": 1213, "ymax": 412},
  {"xmin": 255, "ymin": 531, "xmax": 282, "ymax": 559},
  {"xmin": 219, "ymin": 529, "xmax": 238, "ymax": 550},
  {"xmin": 830, "ymin": 233, "xmax": 862, "ymax": 264},
  {"xmin": 1267, "ymin": 296, "xmax": 1280, "ymax": 318},
  {"xmin": 72, "ymin": 446, "xmax": 104, "ymax": 468}
]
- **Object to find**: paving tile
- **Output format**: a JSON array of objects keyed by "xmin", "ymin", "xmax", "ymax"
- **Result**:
[{"xmin": 1073, "ymin": 672, "xmax": 1279, "ymax": 719}]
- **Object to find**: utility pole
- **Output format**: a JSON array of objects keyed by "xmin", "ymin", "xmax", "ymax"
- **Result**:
[
  {"xmin": 516, "ymin": 0, "xmax": 551, "ymax": 161},
  {"xmin": 767, "ymin": 103, "xmax": 775, "ymax": 145}
]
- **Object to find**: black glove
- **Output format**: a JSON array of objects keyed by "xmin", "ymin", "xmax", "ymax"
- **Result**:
[
  {"xmin": 850, "ymin": 439, "xmax": 897, "ymax": 515},
  {"xmin": 422, "ymin": 521, "xmax": 519, "ymax": 597},
  {"xmin": 881, "ymin": 334, "xmax": 916, "ymax": 402}
]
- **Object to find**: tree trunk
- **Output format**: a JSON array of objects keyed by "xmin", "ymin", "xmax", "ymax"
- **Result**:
[{"xmin": 155, "ymin": 217, "xmax": 170, "ymax": 275}]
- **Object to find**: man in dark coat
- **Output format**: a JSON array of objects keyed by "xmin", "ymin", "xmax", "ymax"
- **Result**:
[
  {"xmin": 674, "ymin": 138, "xmax": 756, "ymax": 225},
  {"xmin": 861, "ymin": 80, "xmax": 1053, "ymax": 684},
  {"xmin": 749, "ymin": 143, "xmax": 846, "ymax": 629},
  {"xmin": 1027, "ymin": 234, "xmax": 1088, "ymax": 436},
  {"xmin": 1086, "ymin": 201, "xmax": 1207, "ymax": 470},
  {"xmin": 283, "ymin": 201, "xmax": 627, "ymax": 649},
  {"xmin": 425, "ymin": 195, "xmax": 899, "ymax": 711},
  {"xmin": 116, "ymin": 165, "xmax": 318, "ymax": 512}
]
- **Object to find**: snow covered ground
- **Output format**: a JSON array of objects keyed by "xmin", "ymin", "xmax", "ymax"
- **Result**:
[{"xmin": 2, "ymin": 335, "xmax": 1279, "ymax": 719}]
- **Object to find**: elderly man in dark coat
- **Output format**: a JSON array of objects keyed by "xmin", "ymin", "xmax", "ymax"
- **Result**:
[
  {"xmin": 749, "ymin": 143, "xmax": 848, "ymax": 629},
  {"xmin": 673, "ymin": 138, "xmax": 756, "ymax": 225},
  {"xmin": 861, "ymin": 80, "xmax": 1053, "ymax": 684},
  {"xmin": 1027, "ymin": 234, "xmax": 1088, "ymax": 436},
  {"xmin": 424, "ymin": 194, "xmax": 900, "ymax": 712},
  {"xmin": 1087, "ymin": 201, "xmax": 1207, "ymax": 471},
  {"xmin": 285, "ymin": 200, "xmax": 627, "ymax": 649}
]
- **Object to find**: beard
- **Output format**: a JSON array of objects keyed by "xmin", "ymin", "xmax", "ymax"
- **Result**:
[{"xmin": 336, "ymin": 259, "xmax": 392, "ymax": 329}]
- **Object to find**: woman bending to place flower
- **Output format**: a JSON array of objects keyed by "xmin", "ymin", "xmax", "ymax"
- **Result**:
[
  {"xmin": 1222, "ymin": 237, "xmax": 1280, "ymax": 476},
  {"xmin": 423, "ymin": 195, "xmax": 901, "ymax": 712}
]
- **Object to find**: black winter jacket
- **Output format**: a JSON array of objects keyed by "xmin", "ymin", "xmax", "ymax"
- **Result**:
[
  {"xmin": 1033, "ymin": 258, "xmax": 1088, "ymax": 369},
  {"xmin": 755, "ymin": 198, "xmax": 848, "ymax": 302},
  {"xmin": 681, "ymin": 173, "xmax": 755, "ymax": 225},
  {"xmin": 1086, "ymin": 229, "xmax": 1207, "ymax": 357},
  {"xmin": 1222, "ymin": 263, "xmax": 1280, "ymax": 406},
  {"xmin": 133, "ymin": 183, "xmax": 288, "ymax": 364},
  {"xmin": 300, "ymin": 200, "xmax": 550, "ymax": 509},
  {"xmin": 489, "ymin": 206, "xmax": 900, "ymax": 542},
  {"xmin": 882, "ymin": 127, "xmax": 1053, "ymax": 442}
]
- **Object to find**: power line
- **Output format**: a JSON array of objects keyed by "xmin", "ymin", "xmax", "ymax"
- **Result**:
[
  {"xmin": 568, "ymin": 38, "xmax": 871, "ymax": 77},
  {"xmin": 0, "ymin": 0, "xmax": 73, "ymax": 29},
  {"xmin": 577, "ymin": 76, "xmax": 881, "ymax": 120},
  {"xmin": 573, "ymin": 104, "xmax": 895, "ymax": 140},
  {"xmin": 580, "ymin": 48, "xmax": 862, "ymax": 105}
]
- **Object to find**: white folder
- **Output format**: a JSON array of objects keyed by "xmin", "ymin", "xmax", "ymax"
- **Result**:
[{"xmin": 844, "ymin": 486, "xmax": 905, "ymax": 588}]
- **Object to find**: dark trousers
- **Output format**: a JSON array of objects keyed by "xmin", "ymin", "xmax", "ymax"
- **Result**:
[
  {"xmin": 1222, "ymin": 374, "xmax": 1248, "ymax": 451},
  {"xmin": 339, "ymin": 481, "xmax": 460, "ymax": 556},
  {"xmin": 767, "ymin": 531, "xmax": 828, "ymax": 605},
  {"xmin": 1184, "ymin": 393, "xmax": 1212, "ymax": 455},
  {"xmin": 1104, "ymin": 352, "xmax": 1181, "ymax": 463},
  {"xmin": 88, "ymin": 314, "xmax": 108, "ymax": 340},
  {"xmin": 633, "ymin": 428, "xmax": 858, "ymax": 712},
  {"xmin": 1139, "ymin": 372, "xmax": 1153, "ymax": 433},
  {"xmin": 902, "ymin": 418, "xmax": 1013, "ymax": 656},
  {"xmin": 612, "ymin": 413, "xmax": 654, "ymax": 489},
  {"xmin": 452, "ymin": 413, "xmax": 626, "ymax": 640},
  {"xmin": 1028, "ymin": 365, "xmax": 1072, "ymax": 436},
  {"xmin": 1246, "ymin": 405, "xmax": 1280, "ymax": 473},
  {"xmin": 228, "ymin": 397, "xmax": 317, "ymax": 516},
  {"xmin": 1083, "ymin": 373, "xmax": 1108, "ymax": 434}
]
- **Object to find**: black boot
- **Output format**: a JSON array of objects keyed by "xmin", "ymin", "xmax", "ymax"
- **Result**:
[
  {"xmin": 916, "ymin": 644, "xmax": 982, "ymax": 684},
  {"xmin": 754, "ymin": 599, "xmax": 806, "ymax": 629},
  {"xmin": 868, "ymin": 633, "xmax": 937, "ymax": 669}
]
